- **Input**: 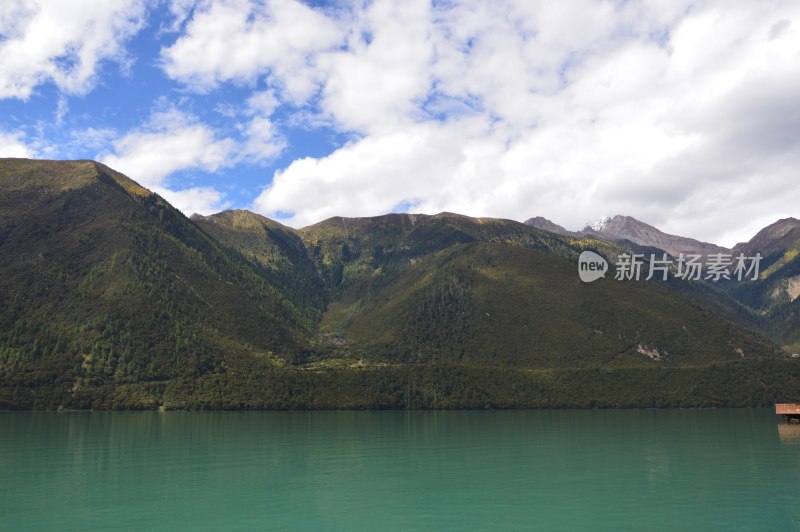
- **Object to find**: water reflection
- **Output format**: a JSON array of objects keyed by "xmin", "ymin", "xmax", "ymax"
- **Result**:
[{"xmin": 777, "ymin": 421, "xmax": 800, "ymax": 444}]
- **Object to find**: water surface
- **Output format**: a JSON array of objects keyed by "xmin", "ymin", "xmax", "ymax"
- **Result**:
[{"xmin": 1, "ymin": 409, "xmax": 798, "ymax": 530}]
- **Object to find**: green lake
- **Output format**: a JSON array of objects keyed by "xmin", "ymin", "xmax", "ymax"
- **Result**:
[{"xmin": 1, "ymin": 409, "xmax": 799, "ymax": 530}]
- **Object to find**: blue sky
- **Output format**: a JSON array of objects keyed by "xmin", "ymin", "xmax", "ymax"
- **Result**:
[
  {"xmin": 1, "ymin": 0, "xmax": 798, "ymax": 246},
  {"xmin": 0, "ymin": 0, "xmax": 352, "ymax": 217}
]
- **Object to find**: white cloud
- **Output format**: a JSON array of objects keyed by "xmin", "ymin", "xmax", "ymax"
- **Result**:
[
  {"xmin": 0, "ymin": 130, "xmax": 35, "ymax": 158},
  {"xmin": 97, "ymin": 101, "xmax": 287, "ymax": 215},
  {"xmin": 238, "ymin": 116, "xmax": 285, "ymax": 163},
  {"xmin": 100, "ymin": 108, "xmax": 236, "ymax": 188},
  {"xmin": 165, "ymin": 0, "xmax": 200, "ymax": 32},
  {"xmin": 69, "ymin": 127, "xmax": 118, "ymax": 151},
  {"xmin": 253, "ymin": 116, "xmax": 532, "ymax": 227},
  {"xmin": 0, "ymin": 0, "xmax": 149, "ymax": 99},
  {"xmin": 246, "ymin": 0, "xmax": 800, "ymax": 247},
  {"xmin": 55, "ymin": 95, "xmax": 68, "ymax": 125},
  {"xmin": 317, "ymin": 0, "xmax": 433, "ymax": 133},
  {"xmin": 246, "ymin": 89, "xmax": 279, "ymax": 116},
  {"xmin": 153, "ymin": 185, "xmax": 231, "ymax": 216},
  {"xmin": 3, "ymin": 0, "xmax": 793, "ymax": 247},
  {"xmin": 99, "ymin": 108, "xmax": 236, "ymax": 215},
  {"xmin": 239, "ymin": 88, "xmax": 286, "ymax": 162},
  {"xmin": 160, "ymin": 0, "xmax": 343, "ymax": 101}
]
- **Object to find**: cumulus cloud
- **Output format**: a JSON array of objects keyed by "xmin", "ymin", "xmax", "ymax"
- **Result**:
[
  {"xmin": 246, "ymin": 89, "xmax": 279, "ymax": 116},
  {"xmin": 240, "ymin": 0, "xmax": 800, "ymax": 246},
  {"xmin": 239, "ymin": 88, "xmax": 286, "ymax": 162},
  {"xmin": 0, "ymin": 0, "xmax": 149, "ymax": 99},
  {"xmin": 0, "ymin": 130, "xmax": 35, "ymax": 158},
  {"xmin": 165, "ymin": 0, "xmax": 200, "ymax": 32},
  {"xmin": 238, "ymin": 116, "xmax": 285, "ymax": 163},
  {"xmin": 100, "ymin": 108, "xmax": 236, "ymax": 187},
  {"xmin": 3, "ymin": 0, "xmax": 794, "ymax": 246},
  {"xmin": 155, "ymin": 185, "xmax": 231, "ymax": 216},
  {"xmin": 253, "ymin": 119, "xmax": 489, "ymax": 225},
  {"xmin": 160, "ymin": 0, "xmax": 343, "ymax": 101},
  {"xmin": 316, "ymin": 0, "xmax": 434, "ymax": 133},
  {"xmin": 97, "ymin": 101, "xmax": 286, "ymax": 215},
  {"xmin": 99, "ymin": 108, "xmax": 236, "ymax": 215}
]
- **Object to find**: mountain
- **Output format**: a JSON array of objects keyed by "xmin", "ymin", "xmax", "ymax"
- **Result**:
[
  {"xmin": 191, "ymin": 210, "xmax": 326, "ymax": 325},
  {"xmin": 731, "ymin": 217, "xmax": 800, "ymax": 259},
  {"xmin": 586, "ymin": 215, "xmax": 613, "ymax": 232},
  {"xmin": 523, "ymin": 214, "xmax": 729, "ymax": 257},
  {"xmin": 292, "ymin": 213, "xmax": 775, "ymax": 368},
  {"xmin": 330, "ymin": 241, "xmax": 775, "ymax": 367},
  {"xmin": 0, "ymin": 159, "xmax": 314, "ymax": 408},
  {"xmin": 522, "ymin": 216, "xmax": 578, "ymax": 237},
  {"xmin": 580, "ymin": 215, "xmax": 729, "ymax": 257},
  {"xmin": 1, "ymin": 158, "xmax": 797, "ymax": 410},
  {"xmin": 723, "ymin": 218, "xmax": 800, "ymax": 352},
  {"xmin": 297, "ymin": 212, "xmax": 587, "ymax": 300},
  {"xmin": 522, "ymin": 214, "xmax": 800, "ymax": 346}
]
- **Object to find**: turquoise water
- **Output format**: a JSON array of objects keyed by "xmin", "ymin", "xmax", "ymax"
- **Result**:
[{"xmin": 1, "ymin": 409, "xmax": 799, "ymax": 530}]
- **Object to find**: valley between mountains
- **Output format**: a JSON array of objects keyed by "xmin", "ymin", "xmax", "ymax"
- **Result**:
[{"xmin": 1, "ymin": 159, "xmax": 799, "ymax": 409}]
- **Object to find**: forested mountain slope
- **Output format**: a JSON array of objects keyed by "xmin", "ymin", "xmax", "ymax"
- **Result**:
[{"xmin": 0, "ymin": 159, "xmax": 796, "ymax": 410}]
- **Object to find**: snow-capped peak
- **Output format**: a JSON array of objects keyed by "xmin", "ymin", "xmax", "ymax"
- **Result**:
[{"xmin": 587, "ymin": 215, "xmax": 612, "ymax": 232}]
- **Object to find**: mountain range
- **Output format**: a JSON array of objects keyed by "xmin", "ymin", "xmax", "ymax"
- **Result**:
[
  {"xmin": 1, "ymin": 158, "xmax": 798, "ymax": 410},
  {"xmin": 525, "ymin": 213, "xmax": 800, "ymax": 352},
  {"xmin": 525, "ymin": 214, "xmax": 730, "ymax": 256}
]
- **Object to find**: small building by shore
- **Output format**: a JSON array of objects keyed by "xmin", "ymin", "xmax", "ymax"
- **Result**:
[{"xmin": 776, "ymin": 403, "xmax": 800, "ymax": 422}]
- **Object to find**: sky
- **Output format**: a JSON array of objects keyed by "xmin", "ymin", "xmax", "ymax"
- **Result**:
[{"xmin": 0, "ymin": 0, "xmax": 798, "ymax": 247}]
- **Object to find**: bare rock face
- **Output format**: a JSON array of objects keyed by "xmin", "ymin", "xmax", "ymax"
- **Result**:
[
  {"xmin": 529, "ymin": 214, "xmax": 727, "ymax": 257},
  {"xmin": 579, "ymin": 215, "xmax": 730, "ymax": 257},
  {"xmin": 731, "ymin": 218, "xmax": 800, "ymax": 257},
  {"xmin": 523, "ymin": 216, "xmax": 579, "ymax": 237},
  {"xmin": 787, "ymin": 275, "xmax": 800, "ymax": 302},
  {"xmin": 524, "ymin": 214, "xmax": 728, "ymax": 257}
]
